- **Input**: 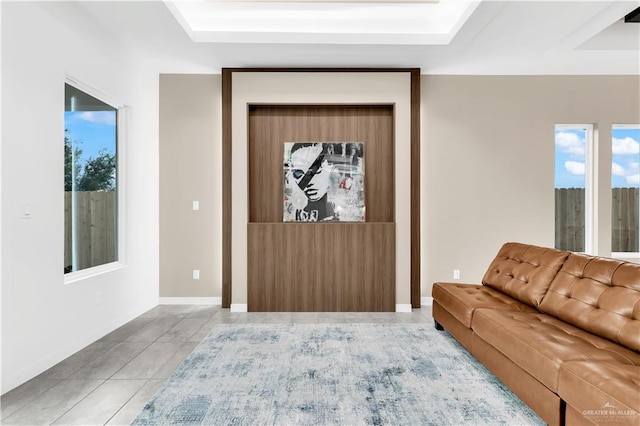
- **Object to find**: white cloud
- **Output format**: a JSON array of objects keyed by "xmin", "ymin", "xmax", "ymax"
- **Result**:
[
  {"xmin": 612, "ymin": 161, "xmax": 640, "ymax": 186},
  {"xmin": 612, "ymin": 162, "xmax": 626, "ymax": 176},
  {"xmin": 612, "ymin": 137, "xmax": 640, "ymax": 155},
  {"xmin": 627, "ymin": 174, "xmax": 640, "ymax": 185},
  {"xmin": 76, "ymin": 111, "xmax": 116, "ymax": 126},
  {"xmin": 565, "ymin": 161, "xmax": 585, "ymax": 175},
  {"xmin": 555, "ymin": 131, "xmax": 585, "ymax": 155}
]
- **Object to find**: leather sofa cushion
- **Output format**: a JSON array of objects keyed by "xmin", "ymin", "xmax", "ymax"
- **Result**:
[
  {"xmin": 432, "ymin": 283, "xmax": 536, "ymax": 328},
  {"xmin": 472, "ymin": 309, "xmax": 640, "ymax": 392},
  {"xmin": 540, "ymin": 253, "xmax": 640, "ymax": 351},
  {"xmin": 482, "ymin": 242, "xmax": 569, "ymax": 307},
  {"xmin": 558, "ymin": 361, "xmax": 640, "ymax": 426}
]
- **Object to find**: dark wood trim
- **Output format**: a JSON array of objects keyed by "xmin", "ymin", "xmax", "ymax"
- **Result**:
[
  {"xmin": 248, "ymin": 103, "xmax": 394, "ymax": 109},
  {"xmin": 410, "ymin": 68, "xmax": 421, "ymax": 308},
  {"xmin": 221, "ymin": 67, "xmax": 421, "ymax": 310},
  {"xmin": 223, "ymin": 67, "xmax": 417, "ymax": 73},
  {"xmin": 221, "ymin": 69, "xmax": 232, "ymax": 308}
]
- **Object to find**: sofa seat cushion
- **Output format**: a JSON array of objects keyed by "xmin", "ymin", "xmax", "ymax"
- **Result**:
[
  {"xmin": 482, "ymin": 242, "xmax": 569, "ymax": 307},
  {"xmin": 559, "ymin": 361, "xmax": 640, "ymax": 426},
  {"xmin": 472, "ymin": 309, "xmax": 640, "ymax": 392},
  {"xmin": 432, "ymin": 283, "xmax": 536, "ymax": 328}
]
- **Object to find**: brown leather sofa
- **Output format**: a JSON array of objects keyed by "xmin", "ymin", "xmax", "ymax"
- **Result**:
[{"xmin": 432, "ymin": 242, "xmax": 640, "ymax": 426}]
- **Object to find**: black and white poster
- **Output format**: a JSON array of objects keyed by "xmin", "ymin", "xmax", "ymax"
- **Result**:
[{"xmin": 283, "ymin": 142, "xmax": 365, "ymax": 222}]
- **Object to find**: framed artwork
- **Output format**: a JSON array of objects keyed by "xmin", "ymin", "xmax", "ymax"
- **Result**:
[{"xmin": 283, "ymin": 142, "xmax": 365, "ymax": 222}]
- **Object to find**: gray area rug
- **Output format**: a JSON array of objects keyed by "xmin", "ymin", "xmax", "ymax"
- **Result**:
[{"xmin": 133, "ymin": 323, "xmax": 544, "ymax": 425}]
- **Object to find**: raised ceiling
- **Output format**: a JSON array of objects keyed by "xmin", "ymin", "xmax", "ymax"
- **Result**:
[
  {"xmin": 164, "ymin": 0, "xmax": 479, "ymax": 44},
  {"xmin": 77, "ymin": 0, "xmax": 640, "ymax": 74}
]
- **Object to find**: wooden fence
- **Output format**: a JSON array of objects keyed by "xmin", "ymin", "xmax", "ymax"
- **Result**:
[
  {"xmin": 555, "ymin": 187, "xmax": 639, "ymax": 252},
  {"xmin": 64, "ymin": 191, "xmax": 117, "ymax": 272},
  {"xmin": 612, "ymin": 187, "xmax": 639, "ymax": 252}
]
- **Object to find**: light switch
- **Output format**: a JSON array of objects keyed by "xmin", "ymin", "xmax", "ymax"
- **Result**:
[
  {"xmin": 192, "ymin": 201, "xmax": 200, "ymax": 211},
  {"xmin": 21, "ymin": 205, "xmax": 32, "ymax": 220}
]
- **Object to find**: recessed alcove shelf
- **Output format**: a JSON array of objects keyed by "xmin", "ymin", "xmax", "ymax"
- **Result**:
[
  {"xmin": 248, "ymin": 104, "xmax": 394, "ymax": 223},
  {"xmin": 247, "ymin": 104, "xmax": 396, "ymax": 311}
]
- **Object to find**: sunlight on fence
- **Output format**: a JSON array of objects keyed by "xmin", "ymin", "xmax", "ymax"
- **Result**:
[{"xmin": 64, "ymin": 191, "xmax": 117, "ymax": 272}]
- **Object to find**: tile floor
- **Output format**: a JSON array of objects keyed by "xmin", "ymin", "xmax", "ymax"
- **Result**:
[{"xmin": 1, "ymin": 305, "xmax": 434, "ymax": 425}]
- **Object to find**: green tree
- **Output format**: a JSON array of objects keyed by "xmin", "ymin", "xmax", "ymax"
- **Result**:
[
  {"xmin": 64, "ymin": 130, "xmax": 82, "ymax": 191},
  {"xmin": 64, "ymin": 130, "xmax": 116, "ymax": 191},
  {"xmin": 77, "ymin": 149, "xmax": 116, "ymax": 191}
]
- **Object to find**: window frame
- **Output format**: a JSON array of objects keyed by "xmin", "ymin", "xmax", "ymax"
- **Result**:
[
  {"xmin": 64, "ymin": 76, "xmax": 127, "ymax": 284},
  {"xmin": 554, "ymin": 123, "xmax": 595, "ymax": 255},
  {"xmin": 611, "ymin": 123, "xmax": 640, "ymax": 259}
]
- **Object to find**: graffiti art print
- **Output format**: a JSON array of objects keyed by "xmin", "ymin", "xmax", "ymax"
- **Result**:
[{"xmin": 283, "ymin": 142, "xmax": 365, "ymax": 222}]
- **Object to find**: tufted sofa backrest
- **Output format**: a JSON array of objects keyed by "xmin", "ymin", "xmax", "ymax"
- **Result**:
[
  {"xmin": 482, "ymin": 242, "xmax": 570, "ymax": 307},
  {"xmin": 538, "ymin": 253, "xmax": 640, "ymax": 351}
]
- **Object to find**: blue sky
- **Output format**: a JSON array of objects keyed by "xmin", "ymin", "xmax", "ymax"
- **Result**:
[
  {"xmin": 611, "ymin": 127, "xmax": 640, "ymax": 188},
  {"xmin": 65, "ymin": 111, "xmax": 117, "ymax": 164},
  {"xmin": 555, "ymin": 126, "xmax": 640, "ymax": 188}
]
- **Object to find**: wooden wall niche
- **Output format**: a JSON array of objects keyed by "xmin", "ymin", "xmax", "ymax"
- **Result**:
[{"xmin": 247, "ymin": 105, "xmax": 396, "ymax": 312}]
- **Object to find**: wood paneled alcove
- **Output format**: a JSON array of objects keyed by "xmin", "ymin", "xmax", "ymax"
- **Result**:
[{"xmin": 247, "ymin": 105, "xmax": 396, "ymax": 312}]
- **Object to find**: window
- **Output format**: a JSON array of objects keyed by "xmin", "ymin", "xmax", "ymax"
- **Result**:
[
  {"xmin": 611, "ymin": 125, "xmax": 640, "ymax": 255},
  {"xmin": 64, "ymin": 83, "xmax": 118, "ymax": 273},
  {"xmin": 554, "ymin": 125, "xmax": 594, "ymax": 253}
]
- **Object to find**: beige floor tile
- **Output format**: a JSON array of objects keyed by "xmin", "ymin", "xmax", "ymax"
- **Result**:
[
  {"xmin": 152, "ymin": 342, "xmax": 199, "ymax": 379},
  {"xmin": 2, "ymin": 379, "xmax": 103, "ymax": 425},
  {"xmin": 156, "ymin": 318, "xmax": 208, "ymax": 343},
  {"xmin": 1, "ymin": 377, "xmax": 63, "ymax": 420},
  {"xmin": 111, "ymin": 342, "xmax": 182, "ymax": 380},
  {"xmin": 125, "ymin": 317, "xmax": 182, "ymax": 342},
  {"xmin": 70, "ymin": 341, "xmax": 150, "ymax": 379},
  {"xmin": 52, "ymin": 380, "xmax": 146, "ymax": 425}
]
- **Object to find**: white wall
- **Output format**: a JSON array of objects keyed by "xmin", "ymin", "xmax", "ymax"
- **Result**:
[{"xmin": 0, "ymin": 3, "xmax": 160, "ymax": 393}]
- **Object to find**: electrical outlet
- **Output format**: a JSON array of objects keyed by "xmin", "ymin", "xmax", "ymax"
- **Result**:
[
  {"xmin": 193, "ymin": 269, "xmax": 200, "ymax": 280},
  {"xmin": 192, "ymin": 201, "xmax": 200, "ymax": 211},
  {"xmin": 453, "ymin": 269, "xmax": 461, "ymax": 280}
]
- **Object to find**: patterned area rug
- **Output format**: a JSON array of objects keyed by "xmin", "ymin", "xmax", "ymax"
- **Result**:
[{"xmin": 133, "ymin": 323, "xmax": 544, "ymax": 425}]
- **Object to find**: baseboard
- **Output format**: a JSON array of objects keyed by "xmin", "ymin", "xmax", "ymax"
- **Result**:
[
  {"xmin": 230, "ymin": 303, "xmax": 248, "ymax": 313},
  {"xmin": 159, "ymin": 297, "xmax": 221, "ymax": 305},
  {"xmin": 421, "ymin": 297, "xmax": 433, "ymax": 306},
  {"xmin": 395, "ymin": 304, "xmax": 412, "ymax": 313}
]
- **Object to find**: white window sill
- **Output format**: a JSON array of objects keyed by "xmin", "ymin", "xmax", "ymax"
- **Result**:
[
  {"xmin": 64, "ymin": 261, "xmax": 125, "ymax": 284},
  {"xmin": 612, "ymin": 252, "xmax": 640, "ymax": 261}
]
